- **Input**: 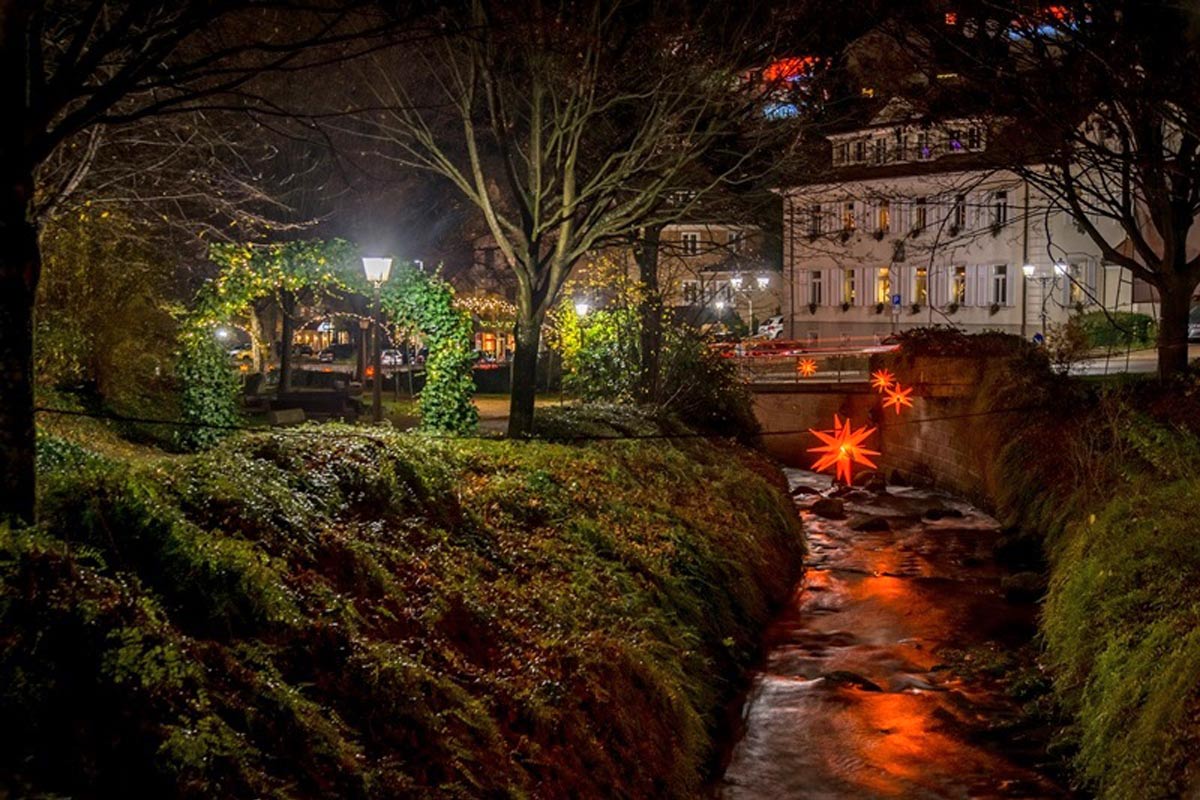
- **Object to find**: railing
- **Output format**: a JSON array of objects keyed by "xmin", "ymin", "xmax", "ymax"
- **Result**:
[{"xmin": 712, "ymin": 338, "xmax": 894, "ymax": 384}]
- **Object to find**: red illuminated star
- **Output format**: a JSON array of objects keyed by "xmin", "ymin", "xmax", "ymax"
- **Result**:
[
  {"xmin": 882, "ymin": 382, "xmax": 914, "ymax": 414},
  {"xmin": 807, "ymin": 416, "xmax": 880, "ymax": 485},
  {"xmin": 797, "ymin": 358, "xmax": 818, "ymax": 377},
  {"xmin": 871, "ymin": 368, "xmax": 895, "ymax": 392}
]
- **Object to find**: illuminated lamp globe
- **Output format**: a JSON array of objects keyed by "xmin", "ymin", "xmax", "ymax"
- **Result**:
[
  {"xmin": 362, "ymin": 256, "xmax": 393, "ymax": 284},
  {"xmin": 756, "ymin": 274, "xmax": 770, "ymax": 290},
  {"xmin": 574, "ymin": 300, "xmax": 590, "ymax": 317},
  {"xmin": 1054, "ymin": 262, "xmax": 1069, "ymax": 276},
  {"xmin": 1022, "ymin": 264, "xmax": 1036, "ymax": 278},
  {"xmin": 730, "ymin": 274, "xmax": 744, "ymax": 290}
]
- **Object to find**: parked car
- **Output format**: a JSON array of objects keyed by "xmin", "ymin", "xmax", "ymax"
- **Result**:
[
  {"xmin": 381, "ymin": 349, "xmax": 404, "ymax": 366},
  {"xmin": 757, "ymin": 315, "xmax": 785, "ymax": 340},
  {"xmin": 228, "ymin": 343, "xmax": 253, "ymax": 361},
  {"xmin": 317, "ymin": 343, "xmax": 355, "ymax": 362},
  {"xmin": 292, "ymin": 343, "xmax": 314, "ymax": 357}
]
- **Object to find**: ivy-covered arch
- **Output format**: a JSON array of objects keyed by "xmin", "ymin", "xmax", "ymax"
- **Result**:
[
  {"xmin": 380, "ymin": 265, "xmax": 478, "ymax": 434},
  {"xmin": 176, "ymin": 239, "xmax": 360, "ymax": 448}
]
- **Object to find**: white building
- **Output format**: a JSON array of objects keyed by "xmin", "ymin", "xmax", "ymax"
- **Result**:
[{"xmin": 780, "ymin": 98, "xmax": 1155, "ymax": 344}]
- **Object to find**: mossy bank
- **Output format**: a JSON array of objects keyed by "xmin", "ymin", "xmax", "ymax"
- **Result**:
[
  {"xmin": 1, "ymin": 412, "xmax": 803, "ymax": 798},
  {"xmin": 880, "ymin": 330, "xmax": 1200, "ymax": 800}
]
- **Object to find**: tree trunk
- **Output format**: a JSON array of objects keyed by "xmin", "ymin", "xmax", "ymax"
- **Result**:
[
  {"xmin": 1157, "ymin": 275, "xmax": 1195, "ymax": 379},
  {"xmin": 635, "ymin": 224, "xmax": 665, "ymax": 403},
  {"xmin": 279, "ymin": 290, "xmax": 295, "ymax": 393},
  {"xmin": 0, "ymin": 168, "xmax": 40, "ymax": 525},
  {"xmin": 507, "ymin": 317, "xmax": 542, "ymax": 437}
]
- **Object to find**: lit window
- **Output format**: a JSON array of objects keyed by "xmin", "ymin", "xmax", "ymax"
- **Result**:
[
  {"xmin": 861, "ymin": 87, "xmax": 876, "ymax": 98},
  {"xmin": 945, "ymin": 12, "xmax": 958, "ymax": 25},
  {"xmin": 681, "ymin": 231, "xmax": 701, "ymax": 255},
  {"xmin": 915, "ymin": 267, "xmax": 928, "ymax": 304},
  {"xmin": 844, "ymin": 269, "xmax": 857, "ymax": 304},
  {"xmin": 951, "ymin": 265, "xmax": 967, "ymax": 304},
  {"xmin": 878, "ymin": 199, "xmax": 890, "ymax": 232},
  {"xmin": 876, "ymin": 267, "xmax": 891, "ymax": 303},
  {"xmin": 843, "ymin": 201, "xmax": 856, "ymax": 231}
]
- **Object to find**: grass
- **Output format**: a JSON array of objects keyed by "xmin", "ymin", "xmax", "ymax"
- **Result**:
[{"xmin": 1, "ymin": 407, "xmax": 802, "ymax": 798}]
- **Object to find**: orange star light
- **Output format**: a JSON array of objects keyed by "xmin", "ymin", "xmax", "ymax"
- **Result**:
[
  {"xmin": 797, "ymin": 358, "xmax": 818, "ymax": 377},
  {"xmin": 882, "ymin": 382, "xmax": 914, "ymax": 414},
  {"xmin": 807, "ymin": 416, "xmax": 880, "ymax": 484},
  {"xmin": 871, "ymin": 368, "xmax": 895, "ymax": 392}
]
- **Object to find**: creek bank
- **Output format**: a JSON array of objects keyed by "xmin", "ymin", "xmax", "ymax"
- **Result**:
[
  {"xmin": 2, "ymin": 412, "xmax": 803, "ymax": 799},
  {"xmin": 716, "ymin": 469, "xmax": 1071, "ymax": 799}
]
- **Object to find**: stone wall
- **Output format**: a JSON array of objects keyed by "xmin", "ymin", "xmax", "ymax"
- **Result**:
[{"xmin": 754, "ymin": 356, "xmax": 1018, "ymax": 508}]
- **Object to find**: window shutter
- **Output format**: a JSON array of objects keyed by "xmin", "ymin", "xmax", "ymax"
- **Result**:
[
  {"xmin": 931, "ymin": 266, "xmax": 944, "ymax": 306},
  {"xmin": 975, "ymin": 265, "xmax": 989, "ymax": 306}
]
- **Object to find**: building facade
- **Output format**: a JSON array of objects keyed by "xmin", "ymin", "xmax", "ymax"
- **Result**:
[{"xmin": 781, "ymin": 101, "xmax": 1153, "ymax": 345}]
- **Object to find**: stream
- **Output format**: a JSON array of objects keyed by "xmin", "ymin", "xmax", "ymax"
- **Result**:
[{"xmin": 715, "ymin": 469, "xmax": 1072, "ymax": 799}]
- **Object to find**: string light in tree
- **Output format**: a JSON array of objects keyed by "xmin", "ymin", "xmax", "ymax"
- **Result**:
[
  {"xmin": 871, "ymin": 368, "xmax": 895, "ymax": 392},
  {"xmin": 883, "ymin": 382, "xmax": 914, "ymax": 414},
  {"xmin": 807, "ymin": 416, "xmax": 880, "ymax": 484},
  {"xmin": 797, "ymin": 358, "xmax": 818, "ymax": 377}
]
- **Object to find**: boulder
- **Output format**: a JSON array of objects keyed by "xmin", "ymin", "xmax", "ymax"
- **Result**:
[
  {"xmin": 923, "ymin": 507, "xmax": 965, "ymax": 521},
  {"xmin": 821, "ymin": 670, "xmax": 883, "ymax": 692},
  {"xmin": 1002, "ymin": 571, "xmax": 1046, "ymax": 603},
  {"xmin": 888, "ymin": 469, "xmax": 911, "ymax": 486},
  {"xmin": 810, "ymin": 497, "xmax": 846, "ymax": 519},
  {"xmin": 852, "ymin": 470, "xmax": 879, "ymax": 487},
  {"xmin": 864, "ymin": 474, "xmax": 888, "ymax": 493},
  {"xmin": 791, "ymin": 484, "xmax": 820, "ymax": 496},
  {"xmin": 849, "ymin": 515, "xmax": 891, "ymax": 532}
]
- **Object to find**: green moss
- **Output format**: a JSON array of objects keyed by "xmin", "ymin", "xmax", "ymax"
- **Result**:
[{"xmin": 4, "ymin": 412, "xmax": 803, "ymax": 798}]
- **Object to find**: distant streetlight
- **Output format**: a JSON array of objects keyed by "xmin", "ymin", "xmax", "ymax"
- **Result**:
[
  {"xmin": 730, "ymin": 274, "xmax": 744, "ymax": 290},
  {"xmin": 574, "ymin": 300, "xmax": 590, "ymax": 317},
  {"xmin": 716, "ymin": 299, "xmax": 727, "ymax": 311},
  {"xmin": 362, "ymin": 257, "xmax": 393, "ymax": 423},
  {"xmin": 215, "ymin": 326, "xmax": 230, "ymax": 341},
  {"xmin": 756, "ymin": 274, "xmax": 770, "ymax": 290}
]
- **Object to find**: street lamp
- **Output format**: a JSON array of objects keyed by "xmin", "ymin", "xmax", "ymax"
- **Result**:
[
  {"xmin": 574, "ymin": 299, "xmax": 590, "ymax": 317},
  {"xmin": 1021, "ymin": 264, "xmax": 1036, "ymax": 338},
  {"xmin": 362, "ymin": 256, "xmax": 393, "ymax": 424},
  {"xmin": 727, "ymin": 273, "xmax": 770, "ymax": 337}
]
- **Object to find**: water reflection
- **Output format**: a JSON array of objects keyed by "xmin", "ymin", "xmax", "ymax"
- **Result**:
[{"xmin": 717, "ymin": 471, "xmax": 1067, "ymax": 799}]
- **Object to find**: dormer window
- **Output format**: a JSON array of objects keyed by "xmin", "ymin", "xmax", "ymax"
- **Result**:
[
  {"xmin": 854, "ymin": 139, "xmax": 866, "ymax": 163},
  {"xmin": 967, "ymin": 125, "xmax": 983, "ymax": 150},
  {"xmin": 947, "ymin": 128, "xmax": 964, "ymax": 152},
  {"xmin": 835, "ymin": 141, "xmax": 850, "ymax": 165},
  {"xmin": 873, "ymin": 138, "xmax": 886, "ymax": 165},
  {"xmin": 917, "ymin": 131, "xmax": 932, "ymax": 160}
]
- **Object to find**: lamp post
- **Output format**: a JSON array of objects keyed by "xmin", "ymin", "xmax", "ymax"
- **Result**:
[
  {"xmin": 729, "ymin": 273, "xmax": 770, "ymax": 337},
  {"xmin": 362, "ymin": 256, "xmax": 393, "ymax": 423}
]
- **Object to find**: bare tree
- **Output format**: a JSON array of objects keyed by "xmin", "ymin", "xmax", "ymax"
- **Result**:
[
  {"xmin": 358, "ymin": 0, "xmax": 782, "ymax": 436},
  {"xmin": 919, "ymin": 0, "xmax": 1200, "ymax": 377},
  {"xmin": 0, "ymin": 1, "xmax": 401, "ymax": 523}
]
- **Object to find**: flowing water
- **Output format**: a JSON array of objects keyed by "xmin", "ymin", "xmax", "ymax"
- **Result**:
[{"xmin": 716, "ymin": 470, "xmax": 1071, "ymax": 800}]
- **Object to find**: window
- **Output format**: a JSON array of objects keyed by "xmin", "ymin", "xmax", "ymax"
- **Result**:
[
  {"xmin": 708, "ymin": 280, "xmax": 731, "ymax": 303},
  {"xmin": 682, "ymin": 280, "xmax": 700, "ymax": 304},
  {"xmin": 843, "ymin": 201, "xmax": 856, "ymax": 231},
  {"xmin": 844, "ymin": 269, "xmax": 857, "ymax": 304},
  {"xmin": 914, "ymin": 267, "xmax": 929, "ymax": 304},
  {"xmin": 967, "ymin": 126, "xmax": 983, "ymax": 150},
  {"xmin": 914, "ymin": 198, "xmax": 927, "ymax": 232},
  {"xmin": 873, "ymin": 138, "xmax": 886, "ymax": 165},
  {"xmin": 876, "ymin": 267, "xmax": 891, "ymax": 303},
  {"xmin": 991, "ymin": 190, "xmax": 1009, "ymax": 227},
  {"xmin": 992, "ymin": 264, "xmax": 1009, "ymax": 305},
  {"xmin": 854, "ymin": 139, "xmax": 866, "ymax": 163},
  {"xmin": 952, "ymin": 194, "xmax": 966, "ymax": 230},
  {"xmin": 951, "ymin": 265, "xmax": 967, "ymax": 304},
  {"xmin": 916, "ymin": 131, "xmax": 932, "ymax": 160},
  {"xmin": 835, "ymin": 142, "xmax": 850, "ymax": 165},
  {"xmin": 947, "ymin": 128, "xmax": 964, "ymax": 152},
  {"xmin": 680, "ymin": 231, "xmax": 701, "ymax": 256},
  {"xmin": 809, "ymin": 204, "xmax": 823, "ymax": 237},
  {"xmin": 810, "ymin": 270, "xmax": 823, "ymax": 305},
  {"xmin": 728, "ymin": 231, "xmax": 744, "ymax": 252},
  {"xmin": 877, "ymin": 199, "xmax": 890, "ymax": 232},
  {"xmin": 897, "ymin": 130, "xmax": 909, "ymax": 161}
]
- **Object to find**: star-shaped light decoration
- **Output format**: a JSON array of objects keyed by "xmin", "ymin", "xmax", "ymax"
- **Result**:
[
  {"xmin": 871, "ymin": 368, "xmax": 895, "ymax": 392},
  {"xmin": 797, "ymin": 358, "xmax": 818, "ymax": 377},
  {"xmin": 882, "ymin": 382, "xmax": 914, "ymax": 414},
  {"xmin": 807, "ymin": 416, "xmax": 880, "ymax": 485}
]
